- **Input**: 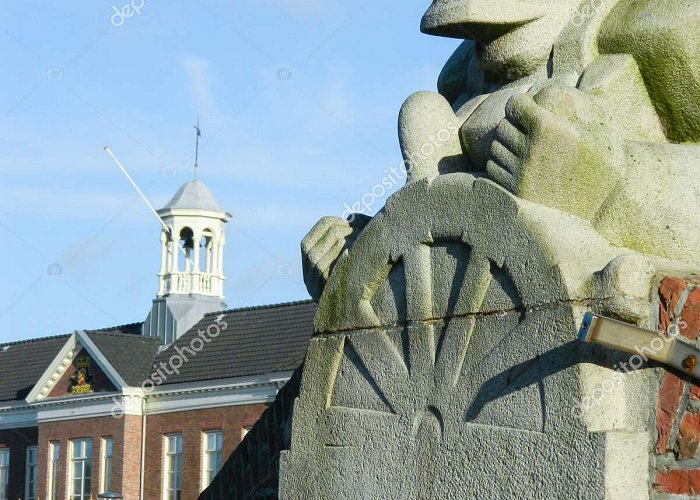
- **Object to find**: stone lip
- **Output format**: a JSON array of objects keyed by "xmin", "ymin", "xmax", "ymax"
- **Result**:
[{"xmin": 420, "ymin": 0, "xmax": 542, "ymax": 40}]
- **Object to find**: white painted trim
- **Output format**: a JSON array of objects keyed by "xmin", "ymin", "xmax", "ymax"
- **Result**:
[
  {"xmin": 75, "ymin": 330, "xmax": 129, "ymax": 388},
  {"xmin": 157, "ymin": 207, "xmax": 232, "ymax": 222},
  {"xmin": 25, "ymin": 332, "xmax": 78, "ymax": 403},
  {"xmin": 145, "ymin": 371, "xmax": 293, "ymax": 397},
  {"xmin": 35, "ymin": 393, "xmax": 143, "ymax": 423},
  {"xmin": 7, "ymin": 371, "xmax": 293, "ymax": 424},
  {"xmin": 145, "ymin": 384, "xmax": 278, "ymax": 415},
  {"xmin": 0, "ymin": 403, "xmax": 37, "ymax": 429},
  {"xmin": 26, "ymin": 331, "xmax": 131, "ymax": 405}
]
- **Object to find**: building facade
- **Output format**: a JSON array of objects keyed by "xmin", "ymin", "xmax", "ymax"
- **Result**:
[{"xmin": 0, "ymin": 180, "xmax": 314, "ymax": 499}]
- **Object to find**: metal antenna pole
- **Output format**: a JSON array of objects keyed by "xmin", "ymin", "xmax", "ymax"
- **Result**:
[
  {"xmin": 193, "ymin": 116, "xmax": 201, "ymax": 180},
  {"xmin": 103, "ymin": 146, "xmax": 187, "ymax": 256}
]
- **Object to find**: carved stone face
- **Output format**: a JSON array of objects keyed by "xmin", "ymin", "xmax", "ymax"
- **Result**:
[{"xmin": 422, "ymin": 0, "xmax": 585, "ymax": 79}]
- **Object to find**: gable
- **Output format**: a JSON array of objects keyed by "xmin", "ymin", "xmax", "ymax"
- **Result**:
[
  {"xmin": 27, "ymin": 331, "xmax": 128, "ymax": 403},
  {"xmin": 47, "ymin": 348, "xmax": 117, "ymax": 398}
]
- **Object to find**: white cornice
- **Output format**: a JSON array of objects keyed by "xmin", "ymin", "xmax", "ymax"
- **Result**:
[
  {"xmin": 4, "ymin": 371, "xmax": 294, "ymax": 423},
  {"xmin": 0, "ymin": 402, "xmax": 37, "ymax": 429},
  {"xmin": 146, "ymin": 371, "xmax": 294, "ymax": 397},
  {"xmin": 144, "ymin": 384, "xmax": 277, "ymax": 415}
]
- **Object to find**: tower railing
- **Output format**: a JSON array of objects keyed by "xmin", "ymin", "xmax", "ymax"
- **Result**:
[{"xmin": 160, "ymin": 271, "xmax": 223, "ymax": 297}]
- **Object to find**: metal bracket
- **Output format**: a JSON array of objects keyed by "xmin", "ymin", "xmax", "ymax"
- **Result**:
[{"xmin": 578, "ymin": 312, "xmax": 700, "ymax": 380}]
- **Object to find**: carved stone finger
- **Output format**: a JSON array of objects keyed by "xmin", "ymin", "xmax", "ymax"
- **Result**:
[
  {"xmin": 494, "ymin": 119, "xmax": 526, "ymax": 157},
  {"xmin": 490, "ymin": 140, "xmax": 522, "ymax": 176},
  {"xmin": 505, "ymin": 93, "xmax": 554, "ymax": 133},
  {"xmin": 486, "ymin": 159, "xmax": 517, "ymax": 193}
]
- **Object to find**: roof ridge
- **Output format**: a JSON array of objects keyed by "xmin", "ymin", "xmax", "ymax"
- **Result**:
[
  {"xmin": 202, "ymin": 299, "xmax": 315, "ymax": 317},
  {"xmin": 86, "ymin": 331, "xmax": 159, "ymax": 341},
  {"xmin": 89, "ymin": 322, "xmax": 143, "ymax": 333},
  {"xmin": 0, "ymin": 333, "xmax": 71, "ymax": 348}
]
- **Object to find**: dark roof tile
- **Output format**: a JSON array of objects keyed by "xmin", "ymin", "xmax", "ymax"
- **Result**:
[
  {"xmin": 85, "ymin": 331, "xmax": 161, "ymax": 386},
  {"xmin": 0, "ymin": 335, "xmax": 70, "ymax": 402},
  {"xmin": 154, "ymin": 300, "xmax": 315, "ymax": 385}
]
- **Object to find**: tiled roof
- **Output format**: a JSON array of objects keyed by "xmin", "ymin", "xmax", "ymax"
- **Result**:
[
  {"xmin": 0, "ymin": 334, "xmax": 70, "ymax": 402},
  {"xmin": 154, "ymin": 300, "xmax": 316, "ymax": 385},
  {"xmin": 0, "ymin": 301, "xmax": 315, "ymax": 402},
  {"xmin": 90, "ymin": 322, "xmax": 143, "ymax": 335},
  {"xmin": 86, "ymin": 331, "xmax": 160, "ymax": 386},
  {"xmin": 0, "ymin": 323, "xmax": 143, "ymax": 403}
]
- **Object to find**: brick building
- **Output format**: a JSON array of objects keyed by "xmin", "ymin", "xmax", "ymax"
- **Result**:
[{"xmin": 0, "ymin": 180, "xmax": 315, "ymax": 499}]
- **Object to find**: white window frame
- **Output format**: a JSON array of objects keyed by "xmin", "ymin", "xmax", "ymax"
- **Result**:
[
  {"xmin": 25, "ymin": 446, "xmax": 38, "ymax": 500},
  {"xmin": 0, "ymin": 448, "xmax": 9, "ymax": 500},
  {"xmin": 163, "ymin": 434, "xmax": 183, "ymax": 500},
  {"xmin": 69, "ymin": 438, "xmax": 93, "ymax": 500},
  {"xmin": 201, "ymin": 430, "xmax": 223, "ymax": 490},
  {"xmin": 100, "ymin": 437, "xmax": 113, "ymax": 493},
  {"xmin": 48, "ymin": 441, "xmax": 60, "ymax": 500}
]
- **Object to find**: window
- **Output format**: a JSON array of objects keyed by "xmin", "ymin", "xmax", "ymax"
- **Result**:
[
  {"xmin": 101, "ymin": 437, "xmax": 113, "ymax": 493},
  {"xmin": 48, "ymin": 442, "xmax": 60, "ymax": 500},
  {"xmin": 25, "ymin": 446, "xmax": 38, "ymax": 500},
  {"xmin": 0, "ymin": 448, "xmax": 8, "ymax": 500},
  {"xmin": 163, "ymin": 434, "xmax": 183, "ymax": 500},
  {"xmin": 202, "ymin": 431, "xmax": 223, "ymax": 489},
  {"xmin": 70, "ymin": 438, "xmax": 92, "ymax": 500}
]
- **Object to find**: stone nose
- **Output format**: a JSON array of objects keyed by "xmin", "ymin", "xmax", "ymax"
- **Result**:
[{"xmin": 421, "ymin": 0, "xmax": 543, "ymax": 40}]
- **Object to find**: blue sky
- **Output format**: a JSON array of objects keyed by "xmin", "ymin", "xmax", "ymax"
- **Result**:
[{"xmin": 0, "ymin": 0, "xmax": 458, "ymax": 341}]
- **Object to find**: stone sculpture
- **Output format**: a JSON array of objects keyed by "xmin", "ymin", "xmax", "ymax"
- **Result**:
[{"xmin": 283, "ymin": 1, "xmax": 700, "ymax": 498}]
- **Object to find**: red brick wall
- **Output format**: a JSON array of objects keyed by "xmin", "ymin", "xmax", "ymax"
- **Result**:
[
  {"xmin": 144, "ymin": 404, "xmax": 268, "ymax": 500},
  {"xmin": 121, "ymin": 415, "xmax": 144, "ymax": 499},
  {"xmin": 654, "ymin": 276, "xmax": 700, "ymax": 496},
  {"xmin": 0, "ymin": 427, "xmax": 38, "ymax": 499},
  {"xmin": 37, "ymin": 414, "xmax": 142, "ymax": 499},
  {"xmin": 48, "ymin": 348, "xmax": 117, "ymax": 398},
  {"xmin": 200, "ymin": 368, "xmax": 303, "ymax": 500}
]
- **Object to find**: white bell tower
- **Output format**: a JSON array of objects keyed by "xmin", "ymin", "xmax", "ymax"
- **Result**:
[{"xmin": 142, "ymin": 180, "xmax": 232, "ymax": 345}]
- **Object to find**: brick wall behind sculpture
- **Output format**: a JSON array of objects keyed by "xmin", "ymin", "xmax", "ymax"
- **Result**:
[
  {"xmin": 144, "ymin": 403, "xmax": 268, "ymax": 500},
  {"xmin": 199, "ymin": 368, "xmax": 302, "ymax": 500},
  {"xmin": 0, "ymin": 426, "xmax": 38, "ymax": 500},
  {"xmin": 654, "ymin": 276, "xmax": 700, "ymax": 497}
]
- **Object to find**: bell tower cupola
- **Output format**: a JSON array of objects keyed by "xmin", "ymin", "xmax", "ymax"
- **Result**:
[{"xmin": 142, "ymin": 180, "xmax": 232, "ymax": 345}]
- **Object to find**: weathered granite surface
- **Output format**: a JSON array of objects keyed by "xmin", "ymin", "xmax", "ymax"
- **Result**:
[
  {"xmin": 195, "ymin": 2, "xmax": 700, "ymax": 499},
  {"xmin": 284, "ymin": 1, "xmax": 700, "ymax": 498}
]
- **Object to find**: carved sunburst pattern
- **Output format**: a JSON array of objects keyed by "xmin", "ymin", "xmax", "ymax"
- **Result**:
[{"xmin": 325, "ymin": 239, "xmax": 536, "ymax": 447}]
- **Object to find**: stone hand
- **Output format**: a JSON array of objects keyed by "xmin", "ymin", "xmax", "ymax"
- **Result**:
[
  {"xmin": 486, "ymin": 85, "xmax": 626, "ymax": 220},
  {"xmin": 301, "ymin": 214, "xmax": 371, "ymax": 302}
]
